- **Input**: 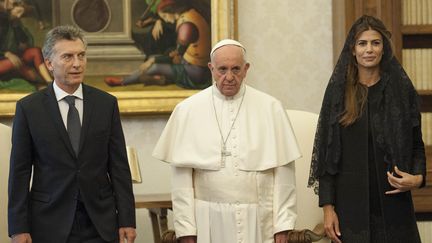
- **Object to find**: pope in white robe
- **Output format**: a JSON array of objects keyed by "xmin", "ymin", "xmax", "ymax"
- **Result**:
[{"xmin": 153, "ymin": 39, "xmax": 301, "ymax": 243}]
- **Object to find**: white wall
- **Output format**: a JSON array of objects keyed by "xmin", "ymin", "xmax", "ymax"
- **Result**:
[
  {"xmin": 237, "ymin": 0, "xmax": 333, "ymax": 113},
  {"xmin": 124, "ymin": 116, "xmax": 172, "ymax": 242}
]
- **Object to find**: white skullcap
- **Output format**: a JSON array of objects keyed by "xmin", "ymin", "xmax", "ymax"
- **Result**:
[{"xmin": 210, "ymin": 39, "xmax": 246, "ymax": 57}]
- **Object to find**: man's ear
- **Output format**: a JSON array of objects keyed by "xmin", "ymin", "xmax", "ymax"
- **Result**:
[
  {"xmin": 208, "ymin": 62, "xmax": 213, "ymax": 71},
  {"xmin": 44, "ymin": 59, "xmax": 53, "ymax": 71}
]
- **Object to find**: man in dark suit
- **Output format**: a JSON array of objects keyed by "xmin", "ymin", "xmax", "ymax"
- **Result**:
[{"xmin": 8, "ymin": 25, "xmax": 136, "ymax": 243}]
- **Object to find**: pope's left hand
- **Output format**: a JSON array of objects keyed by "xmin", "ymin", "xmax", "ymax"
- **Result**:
[
  {"xmin": 274, "ymin": 231, "xmax": 288, "ymax": 243},
  {"xmin": 386, "ymin": 166, "xmax": 423, "ymax": 194},
  {"xmin": 119, "ymin": 227, "xmax": 137, "ymax": 243}
]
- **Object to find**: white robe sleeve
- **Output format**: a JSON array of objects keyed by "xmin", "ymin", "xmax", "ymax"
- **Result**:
[
  {"xmin": 171, "ymin": 166, "xmax": 197, "ymax": 237},
  {"xmin": 273, "ymin": 161, "xmax": 297, "ymax": 234}
]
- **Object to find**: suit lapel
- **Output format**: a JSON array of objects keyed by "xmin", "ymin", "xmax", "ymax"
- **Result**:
[
  {"xmin": 43, "ymin": 84, "xmax": 77, "ymax": 158},
  {"xmin": 79, "ymin": 84, "xmax": 94, "ymax": 155}
]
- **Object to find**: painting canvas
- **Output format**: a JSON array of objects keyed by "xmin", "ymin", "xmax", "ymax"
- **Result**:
[{"xmin": 0, "ymin": 0, "xmax": 236, "ymax": 116}]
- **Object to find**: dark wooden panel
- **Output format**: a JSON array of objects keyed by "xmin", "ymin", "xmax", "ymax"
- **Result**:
[
  {"xmin": 419, "ymin": 94, "xmax": 432, "ymax": 112},
  {"xmin": 412, "ymin": 146, "xmax": 432, "ymax": 212},
  {"xmin": 403, "ymin": 34, "xmax": 432, "ymax": 49},
  {"xmin": 413, "ymin": 186, "xmax": 432, "ymax": 212}
]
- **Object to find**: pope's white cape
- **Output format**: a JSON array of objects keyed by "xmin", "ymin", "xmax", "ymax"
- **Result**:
[{"xmin": 152, "ymin": 84, "xmax": 301, "ymax": 171}]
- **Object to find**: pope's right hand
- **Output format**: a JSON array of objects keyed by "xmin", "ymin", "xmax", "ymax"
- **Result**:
[{"xmin": 11, "ymin": 233, "xmax": 32, "ymax": 243}]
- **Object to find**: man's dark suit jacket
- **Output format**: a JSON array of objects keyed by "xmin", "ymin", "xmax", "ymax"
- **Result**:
[{"xmin": 8, "ymin": 83, "xmax": 136, "ymax": 243}]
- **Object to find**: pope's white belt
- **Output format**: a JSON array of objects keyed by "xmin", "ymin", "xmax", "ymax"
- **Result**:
[{"xmin": 193, "ymin": 170, "xmax": 258, "ymax": 204}]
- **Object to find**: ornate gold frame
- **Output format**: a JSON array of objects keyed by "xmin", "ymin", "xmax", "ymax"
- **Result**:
[{"xmin": 0, "ymin": 0, "xmax": 237, "ymax": 117}]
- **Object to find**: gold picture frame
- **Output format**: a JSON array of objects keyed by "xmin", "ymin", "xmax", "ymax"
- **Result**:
[{"xmin": 0, "ymin": 0, "xmax": 237, "ymax": 117}]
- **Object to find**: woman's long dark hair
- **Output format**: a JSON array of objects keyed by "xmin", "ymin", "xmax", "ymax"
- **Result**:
[{"xmin": 339, "ymin": 15, "xmax": 394, "ymax": 126}]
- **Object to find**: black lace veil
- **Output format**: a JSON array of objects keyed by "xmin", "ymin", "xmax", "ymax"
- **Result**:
[{"xmin": 308, "ymin": 15, "xmax": 425, "ymax": 193}]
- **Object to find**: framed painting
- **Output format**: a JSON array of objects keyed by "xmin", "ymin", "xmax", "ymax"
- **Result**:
[{"xmin": 0, "ymin": 0, "xmax": 237, "ymax": 117}]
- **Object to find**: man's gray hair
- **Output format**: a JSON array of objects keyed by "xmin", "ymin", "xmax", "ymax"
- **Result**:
[{"xmin": 42, "ymin": 25, "xmax": 87, "ymax": 60}]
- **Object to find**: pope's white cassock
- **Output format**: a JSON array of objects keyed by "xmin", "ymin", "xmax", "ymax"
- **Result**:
[{"xmin": 153, "ymin": 83, "xmax": 301, "ymax": 243}]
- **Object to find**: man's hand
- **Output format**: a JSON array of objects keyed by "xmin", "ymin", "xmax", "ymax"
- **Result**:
[
  {"xmin": 386, "ymin": 166, "xmax": 423, "ymax": 194},
  {"xmin": 11, "ymin": 233, "xmax": 32, "ymax": 243},
  {"xmin": 119, "ymin": 227, "xmax": 136, "ymax": 243},
  {"xmin": 323, "ymin": 205, "xmax": 342, "ymax": 243},
  {"xmin": 179, "ymin": 235, "xmax": 196, "ymax": 243},
  {"xmin": 274, "ymin": 231, "xmax": 288, "ymax": 243}
]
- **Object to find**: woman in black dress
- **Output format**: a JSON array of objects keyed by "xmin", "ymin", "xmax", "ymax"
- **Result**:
[{"xmin": 308, "ymin": 15, "xmax": 426, "ymax": 243}]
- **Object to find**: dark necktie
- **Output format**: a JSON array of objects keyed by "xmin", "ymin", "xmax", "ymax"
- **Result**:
[{"xmin": 64, "ymin": 96, "xmax": 81, "ymax": 155}]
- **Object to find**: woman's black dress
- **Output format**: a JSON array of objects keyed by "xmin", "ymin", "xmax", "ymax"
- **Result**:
[{"xmin": 321, "ymin": 80, "xmax": 422, "ymax": 243}]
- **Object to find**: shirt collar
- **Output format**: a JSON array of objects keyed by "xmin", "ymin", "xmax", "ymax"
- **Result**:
[
  {"xmin": 53, "ymin": 81, "xmax": 83, "ymax": 102},
  {"xmin": 212, "ymin": 82, "xmax": 246, "ymax": 100}
]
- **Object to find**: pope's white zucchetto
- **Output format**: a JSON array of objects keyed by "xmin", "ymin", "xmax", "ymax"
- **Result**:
[{"xmin": 210, "ymin": 39, "xmax": 246, "ymax": 57}]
